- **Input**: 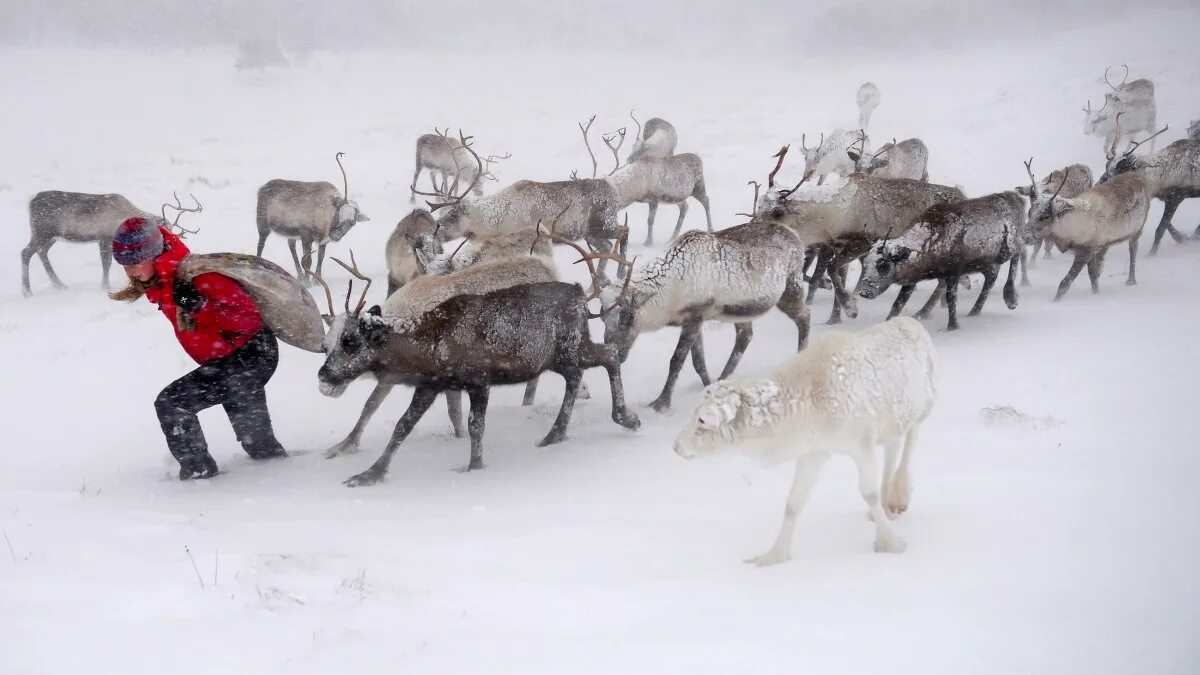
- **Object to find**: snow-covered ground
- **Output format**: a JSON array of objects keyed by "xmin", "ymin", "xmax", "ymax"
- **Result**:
[{"xmin": 2, "ymin": 10, "xmax": 1199, "ymax": 673}]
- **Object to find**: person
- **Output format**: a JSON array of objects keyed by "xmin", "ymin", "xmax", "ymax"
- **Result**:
[{"xmin": 109, "ymin": 216, "xmax": 287, "ymax": 479}]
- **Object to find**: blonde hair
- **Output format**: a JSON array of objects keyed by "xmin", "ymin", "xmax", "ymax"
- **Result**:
[{"xmin": 108, "ymin": 276, "xmax": 156, "ymax": 302}]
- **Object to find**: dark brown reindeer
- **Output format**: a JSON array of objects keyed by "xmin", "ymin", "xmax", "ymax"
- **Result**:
[
  {"xmin": 19, "ymin": 191, "xmax": 196, "ymax": 296},
  {"xmin": 316, "ymin": 246, "xmax": 640, "ymax": 487}
]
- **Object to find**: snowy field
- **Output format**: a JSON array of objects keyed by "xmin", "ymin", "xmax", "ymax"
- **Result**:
[{"xmin": 2, "ymin": 9, "xmax": 1200, "ymax": 674}]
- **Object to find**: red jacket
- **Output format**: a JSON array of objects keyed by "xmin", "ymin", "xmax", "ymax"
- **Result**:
[{"xmin": 144, "ymin": 228, "xmax": 264, "ymax": 364}]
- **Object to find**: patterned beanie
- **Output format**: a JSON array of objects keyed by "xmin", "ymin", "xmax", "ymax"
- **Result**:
[{"xmin": 112, "ymin": 217, "xmax": 164, "ymax": 265}]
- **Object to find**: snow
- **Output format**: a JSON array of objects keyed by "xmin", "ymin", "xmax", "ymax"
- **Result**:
[{"xmin": 3, "ymin": 9, "xmax": 1200, "ymax": 673}]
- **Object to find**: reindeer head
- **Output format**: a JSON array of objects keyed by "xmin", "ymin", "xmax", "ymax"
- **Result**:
[
  {"xmin": 846, "ymin": 131, "xmax": 894, "ymax": 175},
  {"xmin": 328, "ymin": 152, "xmax": 370, "ymax": 242},
  {"xmin": 751, "ymin": 145, "xmax": 814, "ymax": 224},
  {"xmin": 1019, "ymin": 158, "xmax": 1076, "ymax": 234},
  {"xmin": 858, "ymin": 239, "xmax": 912, "ymax": 299},
  {"xmin": 312, "ymin": 253, "xmax": 389, "ymax": 398},
  {"xmin": 673, "ymin": 379, "xmax": 784, "ymax": 459},
  {"xmin": 798, "ymin": 132, "xmax": 826, "ymax": 174},
  {"xmin": 1100, "ymin": 118, "xmax": 1169, "ymax": 182}
]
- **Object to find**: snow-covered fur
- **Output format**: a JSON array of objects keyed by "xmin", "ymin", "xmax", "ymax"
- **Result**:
[
  {"xmin": 1084, "ymin": 78, "xmax": 1157, "ymax": 155},
  {"xmin": 1025, "ymin": 172, "xmax": 1150, "ymax": 300},
  {"xmin": 601, "ymin": 221, "xmax": 810, "ymax": 411},
  {"xmin": 21, "ymin": 191, "xmax": 166, "ymax": 297},
  {"xmin": 254, "ymin": 179, "xmax": 369, "ymax": 279},
  {"xmin": 801, "ymin": 129, "xmax": 867, "ymax": 185},
  {"xmin": 1015, "ymin": 163, "xmax": 1095, "ymax": 274},
  {"xmin": 322, "ymin": 255, "xmax": 558, "ymax": 458},
  {"xmin": 850, "ymin": 138, "xmax": 929, "ymax": 181},
  {"xmin": 385, "ymin": 208, "xmax": 440, "ymax": 295},
  {"xmin": 857, "ymin": 82, "xmax": 881, "ymax": 130},
  {"xmin": 674, "ymin": 317, "xmax": 936, "ymax": 563},
  {"xmin": 1189, "ymin": 119, "xmax": 1200, "ymax": 142},
  {"xmin": 421, "ymin": 228, "xmax": 553, "ymax": 277},
  {"xmin": 627, "ymin": 118, "xmax": 678, "ymax": 162},
  {"xmin": 434, "ymin": 178, "xmax": 626, "ymax": 276},
  {"xmin": 606, "ymin": 153, "xmax": 712, "ymax": 245},
  {"xmin": 1100, "ymin": 138, "xmax": 1200, "ymax": 253},
  {"xmin": 758, "ymin": 174, "xmax": 965, "ymax": 323},
  {"xmin": 859, "ymin": 191, "xmax": 1025, "ymax": 330}
]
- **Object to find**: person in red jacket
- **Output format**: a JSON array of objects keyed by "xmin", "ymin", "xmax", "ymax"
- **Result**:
[{"xmin": 110, "ymin": 216, "xmax": 287, "ymax": 479}]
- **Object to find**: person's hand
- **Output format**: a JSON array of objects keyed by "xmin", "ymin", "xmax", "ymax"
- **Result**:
[{"xmin": 173, "ymin": 279, "xmax": 206, "ymax": 313}]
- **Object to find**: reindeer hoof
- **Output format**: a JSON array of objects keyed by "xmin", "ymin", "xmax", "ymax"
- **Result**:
[
  {"xmin": 466, "ymin": 457, "xmax": 485, "ymax": 471},
  {"xmin": 615, "ymin": 409, "xmax": 641, "ymax": 430},
  {"xmin": 1126, "ymin": 278, "xmax": 1137, "ymax": 287},
  {"xmin": 874, "ymin": 536, "xmax": 907, "ymax": 554},
  {"xmin": 536, "ymin": 431, "xmax": 567, "ymax": 447},
  {"xmin": 648, "ymin": 397, "xmax": 672, "ymax": 413},
  {"xmin": 324, "ymin": 440, "xmax": 360, "ymax": 458},
  {"xmin": 745, "ymin": 550, "xmax": 790, "ymax": 567},
  {"xmin": 344, "ymin": 468, "xmax": 385, "ymax": 487}
]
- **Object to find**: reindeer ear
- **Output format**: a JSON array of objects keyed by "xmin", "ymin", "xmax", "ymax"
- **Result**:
[
  {"xmin": 846, "ymin": 150, "xmax": 861, "ymax": 162},
  {"xmin": 873, "ymin": 158, "xmax": 889, "ymax": 169},
  {"xmin": 1015, "ymin": 186, "xmax": 1033, "ymax": 196},
  {"xmin": 321, "ymin": 314, "xmax": 334, "ymax": 327},
  {"xmin": 356, "ymin": 211, "xmax": 370, "ymax": 222},
  {"xmin": 330, "ymin": 195, "xmax": 341, "ymax": 207}
]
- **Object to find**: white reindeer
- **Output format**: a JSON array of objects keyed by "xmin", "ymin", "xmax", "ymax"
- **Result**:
[
  {"xmin": 1083, "ymin": 65, "xmax": 1157, "ymax": 156},
  {"xmin": 674, "ymin": 317, "xmax": 936, "ymax": 564},
  {"xmin": 799, "ymin": 129, "xmax": 866, "ymax": 185}
]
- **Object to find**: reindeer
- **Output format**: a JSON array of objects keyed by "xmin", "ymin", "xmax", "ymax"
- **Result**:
[
  {"xmin": 848, "ymin": 134, "xmax": 929, "ymax": 182},
  {"xmin": 799, "ymin": 129, "xmax": 866, "ymax": 186},
  {"xmin": 573, "ymin": 114, "xmax": 711, "ymax": 246},
  {"xmin": 314, "ymin": 253, "xmax": 640, "ymax": 487},
  {"xmin": 255, "ymin": 152, "xmax": 369, "ymax": 282},
  {"xmin": 1015, "ymin": 162, "xmax": 1094, "ymax": 277},
  {"xmin": 600, "ymin": 165, "xmax": 811, "ymax": 412},
  {"xmin": 20, "ymin": 191, "xmax": 197, "ymax": 297},
  {"xmin": 857, "ymin": 82, "xmax": 881, "ymax": 130},
  {"xmin": 1083, "ymin": 64, "xmax": 1157, "ymax": 156},
  {"xmin": 626, "ymin": 113, "xmax": 678, "ymax": 162},
  {"xmin": 409, "ymin": 129, "xmax": 508, "ymax": 204},
  {"xmin": 1099, "ymin": 119, "xmax": 1194, "ymax": 254},
  {"xmin": 1022, "ymin": 160, "xmax": 1150, "ymax": 301},
  {"xmin": 385, "ymin": 208, "xmax": 441, "ymax": 295},
  {"xmin": 758, "ymin": 146, "xmax": 966, "ymax": 324}
]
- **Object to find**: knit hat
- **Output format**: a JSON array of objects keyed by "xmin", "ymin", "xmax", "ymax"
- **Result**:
[{"xmin": 112, "ymin": 217, "xmax": 164, "ymax": 265}]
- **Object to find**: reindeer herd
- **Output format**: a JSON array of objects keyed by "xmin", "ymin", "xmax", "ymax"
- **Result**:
[{"xmin": 14, "ymin": 67, "xmax": 1200, "ymax": 560}]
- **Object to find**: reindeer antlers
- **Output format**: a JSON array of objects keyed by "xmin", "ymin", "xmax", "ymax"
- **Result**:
[
  {"xmin": 1104, "ymin": 64, "xmax": 1129, "ymax": 91},
  {"xmin": 1024, "ymin": 157, "xmax": 1038, "ymax": 192},
  {"xmin": 532, "ymin": 213, "xmax": 635, "ymax": 318},
  {"xmin": 335, "ymin": 151, "xmax": 349, "ymax": 205},
  {"xmin": 411, "ymin": 128, "xmax": 485, "ymax": 212},
  {"xmin": 160, "ymin": 191, "xmax": 203, "ymax": 237},
  {"xmin": 630, "ymin": 109, "xmax": 643, "ymax": 141},
  {"xmin": 768, "ymin": 145, "xmax": 814, "ymax": 199},
  {"xmin": 330, "ymin": 250, "xmax": 372, "ymax": 316},
  {"xmin": 1124, "ymin": 124, "xmax": 1170, "ymax": 158},
  {"xmin": 800, "ymin": 132, "xmax": 824, "ymax": 152},
  {"xmin": 572, "ymin": 115, "xmax": 627, "ymax": 179}
]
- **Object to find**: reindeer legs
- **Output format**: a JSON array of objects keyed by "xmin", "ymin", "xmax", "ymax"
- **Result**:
[
  {"xmin": 1150, "ymin": 197, "xmax": 1185, "ymax": 255},
  {"xmin": 967, "ymin": 265, "xmax": 999, "ymax": 317},
  {"xmin": 326, "ymin": 382, "xmax": 395, "ymax": 458},
  {"xmin": 537, "ymin": 371, "xmax": 581, "ymax": 448},
  {"xmin": 1055, "ymin": 251, "xmax": 1090, "ymax": 302},
  {"xmin": 344, "ymin": 386, "xmax": 438, "ymax": 487},
  {"xmin": 445, "ymin": 391, "xmax": 466, "ymax": 437},
  {"xmin": 672, "ymin": 200, "xmax": 689, "ymax": 241},
  {"xmin": 690, "ymin": 334, "xmax": 712, "ymax": 386},
  {"xmin": 719, "ymin": 322, "xmax": 755, "ymax": 381},
  {"xmin": 649, "ymin": 320, "xmax": 702, "ymax": 413},
  {"xmin": 464, "ymin": 386, "xmax": 490, "ymax": 470},
  {"xmin": 645, "ymin": 201, "xmax": 659, "ymax": 247}
]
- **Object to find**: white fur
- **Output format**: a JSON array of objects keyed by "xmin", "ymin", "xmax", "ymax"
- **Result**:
[
  {"xmin": 857, "ymin": 82, "xmax": 881, "ymax": 130},
  {"xmin": 801, "ymin": 129, "xmax": 867, "ymax": 184},
  {"xmin": 674, "ymin": 318, "xmax": 936, "ymax": 563}
]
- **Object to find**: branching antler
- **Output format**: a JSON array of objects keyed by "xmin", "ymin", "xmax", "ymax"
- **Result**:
[
  {"xmin": 411, "ymin": 128, "xmax": 485, "ymax": 212},
  {"xmin": 1124, "ymin": 124, "xmax": 1170, "ymax": 158},
  {"xmin": 161, "ymin": 191, "xmax": 203, "ymax": 237},
  {"xmin": 308, "ymin": 269, "xmax": 337, "ymax": 319},
  {"xmin": 736, "ymin": 180, "xmax": 762, "ymax": 218},
  {"xmin": 330, "ymin": 250, "xmax": 372, "ymax": 316},
  {"xmin": 1024, "ymin": 157, "xmax": 1038, "ymax": 193},
  {"xmin": 481, "ymin": 153, "xmax": 511, "ymax": 181},
  {"xmin": 1048, "ymin": 166, "xmax": 1070, "ymax": 203},
  {"xmin": 800, "ymin": 132, "xmax": 824, "ymax": 152},
  {"xmin": 575, "ymin": 115, "xmax": 598, "ymax": 179},
  {"xmin": 603, "ymin": 127, "xmax": 628, "ymax": 175},
  {"xmin": 769, "ymin": 146, "xmax": 813, "ymax": 199},
  {"xmin": 1104, "ymin": 64, "xmax": 1129, "ymax": 91},
  {"xmin": 532, "ymin": 213, "xmax": 635, "ymax": 316},
  {"xmin": 630, "ymin": 109, "xmax": 642, "ymax": 141}
]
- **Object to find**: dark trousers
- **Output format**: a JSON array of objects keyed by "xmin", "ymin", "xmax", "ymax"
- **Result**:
[{"xmin": 155, "ymin": 329, "xmax": 284, "ymax": 471}]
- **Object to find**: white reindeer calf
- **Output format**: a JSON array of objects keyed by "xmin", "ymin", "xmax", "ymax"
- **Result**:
[{"xmin": 674, "ymin": 317, "xmax": 936, "ymax": 564}]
